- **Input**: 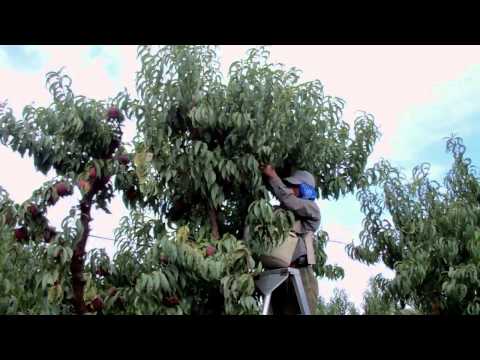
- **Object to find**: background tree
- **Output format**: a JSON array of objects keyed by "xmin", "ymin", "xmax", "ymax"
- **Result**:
[
  {"xmin": 0, "ymin": 45, "xmax": 379, "ymax": 314},
  {"xmin": 348, "ymin": 136, "xmax": 480, "ymax": 315},
  {"xmin": 317, "ymin": 288, "xmax": 359, "ymax": 315},
  {"xmin": 360, "ymin": 276, "xmax": 415, "ymax": 315}
]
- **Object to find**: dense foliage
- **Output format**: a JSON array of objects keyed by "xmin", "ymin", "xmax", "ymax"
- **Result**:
[
  {"xmin": 349, "ymin": 137, "xmax": 480, "ymax": 315},
  {"xmin": 0, "ymin": 45, "xmax": 379, "ymax": 314},
  {"xmin": 317, "ymin": 288, "xmax": 359, "ymax": 315}
]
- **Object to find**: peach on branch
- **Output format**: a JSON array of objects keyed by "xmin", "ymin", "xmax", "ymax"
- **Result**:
[
  {"xmin": 27, "ymin": 204, "xmax": 39, "ymax": 218},
  {"xmin": 14, "ymin": 227, "xmax": 28, "ymax": 241},
  {"xmin": 106, "ymin": 107, "xmax": 122, "ymax": 121},
  {"xmin": 126, "ymin": 187, "xmax": 138, "ymax": 200},
  {"xmin": 164, "ymin": 295, "xmax": 180, "ymax": 307},
  {"xmin": 205, "ymin": 244, "xmax": 216, "ymax": 257},
  {"xmin": 91, "ymin": 296, "xmax": 104, "ymax": 312},
  {"xmin": 55, "ymin": 182, "xmax": 71, "ymax": 197},
  {"xmin": 89, "ymin": 167, "xmax": 97, "ymax": 179},
  {"xmin": 43, "ymin": 226, "xmax": 57, "ymax": 243},
  {"xmin": 78, "ymin": 179, "xmax": 92, "ymax": 193},
  {"xmin": 118, "ymin": 154, "xmax": 129, "ymax": 165}
]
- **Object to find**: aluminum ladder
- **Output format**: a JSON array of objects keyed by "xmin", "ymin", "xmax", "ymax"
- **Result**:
[{"xmin": 255, "ymin": 267, "xmax": 311, "ymax": 315}]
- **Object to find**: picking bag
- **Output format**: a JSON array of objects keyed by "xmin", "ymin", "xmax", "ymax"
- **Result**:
[
  {"xmin": 260, "ymin": 230, "xmax": 299, "ymax": 268},
  {"xmin": 245, "ymin": 220, "xmax": 316, "ymax": 269}
]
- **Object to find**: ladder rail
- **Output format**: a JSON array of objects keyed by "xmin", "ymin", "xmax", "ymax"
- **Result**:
[
  {"xmin": 262, "ymin": 293, "xmax": 272, "ymax": 315},
  {"xmin": 255, "ymin": 267, "xmax": 312, "ymax": 315},
  {"xmin": 290, "ymin": 268, "xmax": 311, "ymax": 315}
]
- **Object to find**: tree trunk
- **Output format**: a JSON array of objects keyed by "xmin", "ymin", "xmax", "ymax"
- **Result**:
[
  {"xmin": 209, "ymin": 207, "xmax": 220, "ymax": 241},
  {"xmin": 70, "ymin": 176, "xmax": 110, "ymax": 314},
  {"xmin": 70, "ymin": 201, "xmax": 91, "ymax": 314},
  {"xmin": 431, "ymin": 299, "xmax": 442, "ymax": 315}
]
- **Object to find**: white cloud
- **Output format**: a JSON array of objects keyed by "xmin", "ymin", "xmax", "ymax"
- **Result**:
[{"xmin": 391, "ymin": 63, "xmax": 480, "ymax": 162}]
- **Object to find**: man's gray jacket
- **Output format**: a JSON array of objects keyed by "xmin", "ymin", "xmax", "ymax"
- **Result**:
[{"xmin": 268, "ymin": 176, "xmax": 321, "ymax": 261}]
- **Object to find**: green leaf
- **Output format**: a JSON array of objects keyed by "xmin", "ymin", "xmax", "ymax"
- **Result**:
[
  {"xmin": 158, "ymin": 271, "xmax": 171, "ymax": 293},
  {"xmin": 194, "ymin": 141, "xmax": 201, "ymax": 156},
  {"xmin": 152, "ymin": 272, "xmax": 160, "ymax": 291}
]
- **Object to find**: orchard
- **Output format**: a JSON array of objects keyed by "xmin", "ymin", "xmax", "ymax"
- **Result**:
[
  {"xmin": 0, "ymin": 45, "xmax": 381, "ymax": 315},
  {"xmin": 1, "ymin": 45, "xmax": 477, "ymax": 315}
]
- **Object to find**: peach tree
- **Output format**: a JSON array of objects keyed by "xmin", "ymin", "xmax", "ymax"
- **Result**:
[
  {"xmin": 0, "ymin": 72, "xmax": 128, "ymax": 314},
  {"xmin": 316, "ymin": 288, "xmax": 359, "ymax": 315},
  {"xmin": 108, "ymin": 45, "xmax": 379, "ymax": 314},
  {"xmin": 361, "ymin": 277, "xmax": 405, "ymax": 315},
  {"xmin": 0, "ymin": 45, "xmax": 379, "ymax": 314},
  {"xmin": 348, "ymin": 137, "xmax": 480, "ymax": 315}
]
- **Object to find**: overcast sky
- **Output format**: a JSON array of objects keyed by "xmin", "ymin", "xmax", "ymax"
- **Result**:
[{"xmin": 1, "ymin": 45, "xmax": 480, "ymax": 309}]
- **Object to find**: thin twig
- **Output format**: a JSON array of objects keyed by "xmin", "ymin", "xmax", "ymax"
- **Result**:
[{"xmin": 89, "ymin": 234, "xmax": 350, "ymax": 245}]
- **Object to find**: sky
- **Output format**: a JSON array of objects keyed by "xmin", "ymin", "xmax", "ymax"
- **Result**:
[{"xmin": 1, "ymin": 45, "xmax": 480, "ymax": 310}]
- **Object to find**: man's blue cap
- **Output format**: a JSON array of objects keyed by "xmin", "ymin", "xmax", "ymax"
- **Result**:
[{"xmin": 284, "ymin": 170, "xmax": 316, "ymax": 188}]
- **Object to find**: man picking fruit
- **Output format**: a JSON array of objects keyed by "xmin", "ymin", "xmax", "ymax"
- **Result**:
[{"xmin": 260, "ymin": 164, "xmax": 320, "ymax": 315}]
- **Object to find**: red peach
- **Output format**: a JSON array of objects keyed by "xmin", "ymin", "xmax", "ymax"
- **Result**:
[{"xmin": 206, "ymin": 245, "xmax": 216, "ymax": 257}]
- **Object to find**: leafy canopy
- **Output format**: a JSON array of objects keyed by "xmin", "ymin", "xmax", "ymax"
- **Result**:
[
  {"xmin": 349, "ymin": 136, "xmax": 480, "ymax": 315},
  {"xmin": 0, "ymin": 45, "xmax": 380, "ymax": 314}
]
